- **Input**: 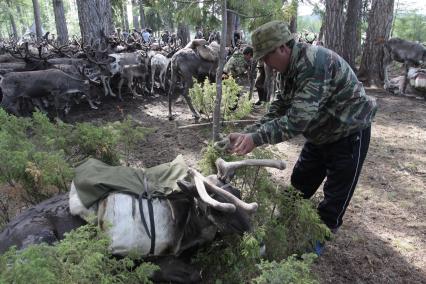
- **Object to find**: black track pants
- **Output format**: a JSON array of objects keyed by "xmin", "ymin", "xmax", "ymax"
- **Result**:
[
  {"xmin": 255, "ymin": 67, "xmax": 267, "ymax": 102},
  {"xmin": 291, "ymin": 127, "xmax": 371, "ymax": 230}
]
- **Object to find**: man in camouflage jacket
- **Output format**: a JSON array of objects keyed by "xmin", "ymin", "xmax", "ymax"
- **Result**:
[
  {"xmin": 228, "ymin": 21, "xmax": 377, "ymax": 233},
  {"xmin": 223, "ymin": 46, "xmax": 253, "ymax": 81}
]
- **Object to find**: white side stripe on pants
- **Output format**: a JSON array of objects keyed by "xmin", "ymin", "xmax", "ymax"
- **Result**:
[{"xmin": 335, "ymin": 130, "xmax": 363, "ymax": 228}]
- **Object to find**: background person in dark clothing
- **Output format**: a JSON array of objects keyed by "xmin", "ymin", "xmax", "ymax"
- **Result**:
[{"xmin": 254, "ymin": 59, "xmax": 267, "ymax": 105}]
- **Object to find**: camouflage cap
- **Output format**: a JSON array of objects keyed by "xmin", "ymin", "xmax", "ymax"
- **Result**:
[{"xmin": 252, "ymin": 21, "xmax": 294, "ymax": 60}]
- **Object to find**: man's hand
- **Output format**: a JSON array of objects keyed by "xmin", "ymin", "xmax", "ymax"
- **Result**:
[{"xmin": 228, "ymin": 133, "xmax": 256, "ymax": 155}]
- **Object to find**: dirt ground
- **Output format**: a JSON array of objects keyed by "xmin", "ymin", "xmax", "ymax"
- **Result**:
[{"xmin": 2, "ymin": 84, "xmax": 425, "ymax": 283}]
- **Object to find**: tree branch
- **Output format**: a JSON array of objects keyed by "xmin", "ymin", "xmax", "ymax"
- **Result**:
[
  {"xmin": 174, "ymin": 0, "xmax": 215, "ymax": 4},
  {"xmin": 179, "ymin": 120, "xmax": 257, "ymax": 129},
  {"xmin": 226, "ymin": 8, "xmax": 274, "ymax": 19}
]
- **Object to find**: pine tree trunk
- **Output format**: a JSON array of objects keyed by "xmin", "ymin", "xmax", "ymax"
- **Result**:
[
  {"xmin": 288, "ymin": 0, "xmax": 298, "ymax": 33},
  {"xmin": 32, "ymin": 0, "xmax": 43, "ymax": 39},
  {"xmin": 234, "ymin": 15, "xmax": 240, "ymax": 32},
  {"xmin": 123, "ymin": 1, "xmax": 130, "ymax": 32},
  {"xmin": 177, "ymin": 23, "xmax": 189, "ymax": 46},
  {"xmin": 119, "ymin": 4, "xmax": 125, "ymax": 30},
  {"xmin": 17, "ymin": 5, "xmax": 26, "ymax": 36},
  {"xmin": 213, "ymin": 0, "xmax": 227, "ymax": 142},
  {"xmin": 324, "ymin": 0, "xmax": 345, "ymax": 55},
  {"xmin": 342, "ymin": 0, "xmax": 362, "ymax": 71},
  {"xmin": 132, "ymin": 0, "xmax": 139, "ymax": 30},
  {"xmin": 76, "ymin": 0, "xmax": 114, "ymax": 45},
  {"xmin": 6, "ymin": 0, "xmax": 18, "ymax": 39},
  {"xmin": 289, "ymin": 16, "xmax": 297, "ymax": 33},
  {"xmin": 139, "ymin": 0, "xmax": 146, "ymax": 29},
  {"xmin": 390, "ymin": 0, "xmax": 400, "ymax": 37},
  {"xmin": 318, "ymin": 21, "xmax": 325, "ymax": 42},
  {"xmin": 226, "ymin": 10, "xmax": 235, "ymax": 46},
  {"xmin": 358, "ymin": 0, "xmax": 394, "ymax": 86},
  {"xmin": 52, "ymin": 0, "xmax": 69, "ymax": 44},
  {"xmin": 7, "ymin": 25, "xmax": 12, "ymax": 37}
]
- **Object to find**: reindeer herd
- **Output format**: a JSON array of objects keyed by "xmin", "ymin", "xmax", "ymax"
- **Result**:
[
  {"xmin": 0, "ymin": 34, "xmax": 225, "ymax": 122},
  {"xmin": 1, "ymin": 33, "xmax": 424, "ymax": 123}
]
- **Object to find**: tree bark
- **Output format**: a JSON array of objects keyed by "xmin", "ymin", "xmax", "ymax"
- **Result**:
[
  {"xmin": 132, "ymin": 0, "xmax": 140, "ymax": 30},
  {"xmin": 213, "ymin": 0, "xmax": 227, "ymax": 142},
  {"xmin": 342, "ymin": 0, "xmax": 362, "ymax": 71},
  {"xmin": 318, "ymin": 21, "xmax": 325, "ymax": 42},
  {"xmin": 32, "ymin": 0, "xmax": 43, "ymax": 39},
  {"xmin": 123, "ymin": 1, "xmax": 130, "ymax": 32},
  {"xmin": 139, "ymin": 0, "xmax": 146, "ymax": 29},
  {"xmin": 17, "ymin": 5, "xmax": 26, "ymax": 36},
  {"xmin": 52, "ymin": 0, "xmax": 69, "ymax": 44},
  {"xmin": 119, "ymin": 3, "xmax": 125, "ymax": 31},
  {"xmin": 390, "ymin": 0, "xmax": 400, "ymax": 37},
  {"xmin": 226, "ymin": 10, "xmax": 235, "ymax": 46},
  {"xmin": 7, "ymin": 25, "xmax": 12, "ymax": 37},
  {"xmin": 289, "ymin": 16, "xmax": 297, "ymax": 33},
  {"xmin": 358, "ymin": 0, "xmax": 394, "ymax": 86},
  {"xmin": 324, "ymin": 0, "xmax": 345, "ymax": 55},
  {"xmin": 6, "ymin": 0, "xmax": 18, "ymax": 39},
  {"xmin": 177, "ymin": 23, "xmax": 189, "ymax": 46},
  {"xmin": 288, "ymin": 0, "xmax": 298, "ymax": 33},
  {"xmin": 76, "ymin": 0, "xmax": 114, "ymax": 45}
]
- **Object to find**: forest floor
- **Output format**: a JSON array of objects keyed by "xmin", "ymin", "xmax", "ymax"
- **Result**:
[{"xmin": 63, "ymin": 86, "xmax": 426, "ymax": 284}]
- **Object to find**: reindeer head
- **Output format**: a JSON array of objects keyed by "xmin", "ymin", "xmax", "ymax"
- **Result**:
[{"xmin": 179, "ymin": 158, "xmax": 286, "ymax": 236}]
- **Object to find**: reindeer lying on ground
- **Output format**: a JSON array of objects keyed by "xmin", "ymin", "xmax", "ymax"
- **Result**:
[
  {"xmin": 385, "ymin": 67, "xmax": 426, "ymax": 98},
  {"xmin": 0, "ymin": 157, "xmax": 285, "ymax": 283},
  {"xmin": 383, "ymin": 37, "xmax": 426, "ymax": 95}
]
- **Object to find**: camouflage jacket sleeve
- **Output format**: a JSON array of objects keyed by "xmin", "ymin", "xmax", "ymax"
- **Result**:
[
  {"xmin": 250, "ymin": 68, "xmax": 320, "ymax": 146},
  {"xmin": 243, "ymin": 95, "xmax": 292, "ymax": 133},
  {"xmin": 223, "ymin": 52, "xmax": 248, "ymax": 77}
]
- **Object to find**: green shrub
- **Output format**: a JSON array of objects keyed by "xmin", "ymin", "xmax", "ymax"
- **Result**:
[
  {"xmin": 0, "ymin": 224, "xmax": 158, "ymax": 284},
  {"xmin": 0, "ymin": 110, "xmax": 34, "ymax": 186},
  {"xmin": 0, "ymin": 111, "xmax": 153, "ymax": 207},
  {"xmin": 188, "ymin": 77, "xmax": 252, "ymax": 122},
  {"xmin": 234, "ymin": 148, "xmax": 330, "ymax": 259},
  {"xmin": 193, "ymin": 146, "xmax": 330, "ymax": 282},
  {"xmin": 263, "ymin": 187, "xmax": 330, "ymax": 259},
  {"xmin": 223, "ymin": 77, "xmax": 252, "ymax": 121},
  {"xmin": 31, "ymin": 111, "xmax": 72, "ymax": 153},
  {"xmin": 74, "ymin": 122, "xmax": 120, "ymax": 165},
  {"xmin": 253, "ymin": 254, "xmax": 319, "ymax": 284},
  {"xmin": 193, "ymin": 231, "xmax": 265, "ymax": 283},
  {"xmin": 107, "ymin": 116, "xmax": 153, "ymax": 166},
  {"xmin": 22, "ymin": 151, "xmax": 73, "ymax": 203},
  {"xmin": 198, "ymin": 143, "xmax": 236, "ymax": 175}
]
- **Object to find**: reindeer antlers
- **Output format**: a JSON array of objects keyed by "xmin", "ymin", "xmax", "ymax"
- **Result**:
[
  {"xmin": 187, "ymin": 158, "xmax": 286, "ymax": 215},
  {"xmin": 215, "ymin": 158, "xmax": 286, "ymax": 183},
  {"xmin": 190, "ymin": 168, "xmax": 237, "ymax": 213},
  {"xmin": 188, "ymin": 168, "xmax": 258, "ymax": 215}
]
